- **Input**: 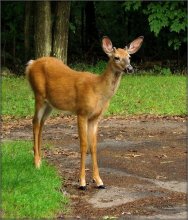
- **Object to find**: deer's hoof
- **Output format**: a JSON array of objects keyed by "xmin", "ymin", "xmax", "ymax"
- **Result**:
[
  {"xmin": 78, "ymin": 186, "xmax": 87, "ymax": 190},
  {"xmin": 97, "ymin": 185, "xmax": 106, "ymax": 189},
  {"xmin": 35, "ymin": 159, "xmax": 41, "ymax": 169}
]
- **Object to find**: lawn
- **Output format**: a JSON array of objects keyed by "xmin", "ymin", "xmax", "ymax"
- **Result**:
[
  {"xmin": 2, "ymin": 74, "xmax": 186, "ymax": 118},
  {"xmin": 2, "ymin": 141, "xmax": 69, "ymax": 218},
  {"xmin": 108, "ymin": 75, "xmax": 186, "ymax": 116}
]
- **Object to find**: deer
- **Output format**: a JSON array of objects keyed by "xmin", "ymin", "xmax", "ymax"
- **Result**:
[{"xmin": 26, "ymin": 36, "xmax": 144, "ymax": 190}]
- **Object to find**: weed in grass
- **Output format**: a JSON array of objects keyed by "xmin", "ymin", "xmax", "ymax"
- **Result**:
[{"xmin": 2, "ymin": 141, "xmax": 69, "ymax": 218}]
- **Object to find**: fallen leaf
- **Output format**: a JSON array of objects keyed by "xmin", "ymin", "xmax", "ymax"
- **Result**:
[
  {"xmin": 156, "ymin": 175, "xmax": 167, "ymax": 180},
  {"xmin": 124, "ymin": 153, "xmax": 143, "ymax": 158},
  {"xmin": 103, "ymin": 216, "xmax": 117, "ymax": 220},
  {"xmin": 132, "ymin": 154, "xmax": 142, "ymax": 158},
  {"xmin": 122, "ymin": 211, "xmax": 131, "ymax": 215},
  {"xmin": 160, "ymin": 161, "xmax": 173, "ymax": 164}
]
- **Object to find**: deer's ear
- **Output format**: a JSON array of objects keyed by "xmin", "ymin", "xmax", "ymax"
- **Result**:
[
  {"xmin": 102, "ymin": 36, "xmax": 113, "ymax": 56},
  {"xmin": 127, "ymin": 36, "xmax": 144, "ymax": 54}
]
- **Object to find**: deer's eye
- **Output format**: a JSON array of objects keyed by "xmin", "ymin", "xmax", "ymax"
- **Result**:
[{"xmin": 114, "ymin": 56, "xmax": 120, "ymax": 61}]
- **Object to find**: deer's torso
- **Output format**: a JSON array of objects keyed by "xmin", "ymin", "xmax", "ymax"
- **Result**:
[{"xmin": 28, "ymin": 57, "xmax": 120, "ymax": 119}]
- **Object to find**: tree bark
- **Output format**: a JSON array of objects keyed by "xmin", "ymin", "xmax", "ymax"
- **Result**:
[
  {"xmin": 34, "ymin": 1, "xmax": 51, "ymax": 58},
  {"xmin": 24, "ymin": 1, "xmax": 32, "ymax": 62},
  {"xmin": 52, "ymin": 1, "xmax": 70, "ymax": 64}
]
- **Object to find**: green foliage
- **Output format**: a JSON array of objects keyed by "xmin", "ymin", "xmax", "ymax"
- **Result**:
[
  {"xmin": 123, "ymin": 1, "xmax": 141, "ymax": 11},
  {"xmin": 2, "ymin": 141, "xmax": 69, "ymax": 218},
  {"xmin": 87, "ymin": 60, "xmax": 107, "ymax": 74},
  {"xmin": 123, "ymin": 1, "xmax": 187, "ymax": 50},
  {"xmin": 153, "ymin": 66, "xmax": 172, "ymax": 76},
  {"xmin": 71, "ymin": 60, "xmax": 106, "ymax": 75},
  {"xmin": 144, "ymin": 2, "xmax": 187, "ymax": 50}
]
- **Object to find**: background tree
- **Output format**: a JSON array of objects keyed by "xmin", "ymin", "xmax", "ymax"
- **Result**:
[
  {"xmin": 1, "ymin": 2, "xmax": 24, "ymax": 69},
  {"xmin": 24, "ymin": 1, "xmax": 32, "ymax": 62},
  {"xmin": 69, "ymin": 2, "xmax": 99, "ymax": 63},
  {"xmin": 1, "ymin": 1, "xmax": 187, "ymax": 74},
  {"xmin": 84, "ymin": 2, "xmax": 99, "ymax": 60},
  {"xmin": 34, "ymin": 1, "xmax": 52, "ymax": 58},
  {"xmin": 52, "ymin": 1, "xmax": 70, "ymax": 64},
  {"xmin": 123, "ymin": 1, "xmax": 187, "ymax": 50}
]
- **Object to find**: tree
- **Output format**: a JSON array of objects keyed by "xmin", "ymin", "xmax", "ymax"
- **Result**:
[
  {"xmin": 69, "ymin": 2, "xmax": 99, "ymax": 62},
  {"xmin": 1, "ymin": 2, "xmax": 24, "ymax": 67},
  {"xmin": 123, "ymin": 1, "xmax": 187, "ymax": 50},
  {"xmin": 24, "ymin": 1, "xmax": 32, "ymax": 62},
  {"xmin": 34, "ymin": 1, "xmax": 52, "ymax": 58},
  {"xmin": 52, "ymin": 1, "xmax": 70, "ymax": 64},
  {"xmin": 84, "ymin": 2, "xmax": 99, "ymax": 56},
  {"xmin": 1, "ymin": 1, "xmax": 187, "ymax": 73},
  {"xmin": 144, "ymin": 1, "xmax": 187, "ymax": 50}
]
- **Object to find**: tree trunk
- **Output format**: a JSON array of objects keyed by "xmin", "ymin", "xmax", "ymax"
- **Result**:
[
  {"xmin": 52, "ymin": 1, "xmax": 70, "ymax": 64},
  {"xmin": 84, "ymin": 2, "xmax": 99, "ymax": 61},
  {"xmin": 34, "ymin": 1, "xmax": 51, "ymax": 58},
  {"xmin": 24, "ymin": 1, "xmax": 32, "ymax": 62}
]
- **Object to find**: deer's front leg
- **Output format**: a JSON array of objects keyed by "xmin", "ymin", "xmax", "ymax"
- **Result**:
[
  {"xmin": 77, "ymin": 115, "xmax": 88, "ymax": 190},
  {"xmin": 88, "ymin": 118, "xmax": 105, "ymax": 189}
]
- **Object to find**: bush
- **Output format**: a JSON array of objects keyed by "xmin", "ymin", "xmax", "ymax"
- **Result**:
[{"xmin": 153, "ymin": 65, "xmax": 172, "ymax": 75}]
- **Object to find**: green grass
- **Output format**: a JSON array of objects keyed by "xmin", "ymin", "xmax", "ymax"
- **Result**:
[
  {"xmin": 2, "ymin": 70, "xmax": 186, "ymax": 118},
  {"xmin": 2, "ymin": 76, "xmax": 35, "ymax": 117},
  {"xmin": 2, "ymin": 141, "xmax": 69, "ymax": 219},
  {"xmin": 108, "ymin": 75, "xmax": 186, "ymax": 116}
]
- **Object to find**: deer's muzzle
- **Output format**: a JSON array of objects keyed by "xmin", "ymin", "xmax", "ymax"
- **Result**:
[{"xmin": 126, "ymin": 64, "xmax": 134, "ymax": 73}]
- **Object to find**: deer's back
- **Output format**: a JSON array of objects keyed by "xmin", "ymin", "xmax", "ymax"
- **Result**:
[{"xmin": 26, "ymin": 57, "xmax": 102, "ymax": 113}]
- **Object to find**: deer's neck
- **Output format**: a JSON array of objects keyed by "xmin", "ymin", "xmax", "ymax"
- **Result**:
[{"xmin": 100, "ymin": 60, "xmax": 123, "ymax": 99}]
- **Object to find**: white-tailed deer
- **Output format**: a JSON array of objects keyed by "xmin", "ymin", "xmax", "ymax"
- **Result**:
[{"xmin": 26, "ymin": 36, "xmax": 143, "ymax": 190}]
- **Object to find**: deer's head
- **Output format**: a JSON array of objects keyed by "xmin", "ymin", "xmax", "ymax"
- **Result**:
[{"xmin": 102, "ymin": 36, "xmax": 144, "ymax": 73}]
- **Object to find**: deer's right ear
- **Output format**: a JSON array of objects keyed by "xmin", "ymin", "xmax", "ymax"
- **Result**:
[{"xmin": 102, "ymin": 36, "xmax": 113, "ymax": 56}]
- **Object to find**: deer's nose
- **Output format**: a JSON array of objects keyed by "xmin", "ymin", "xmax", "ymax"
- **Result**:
[{"xmin": 127, "ymin": 65, "xmax": 134, "ymax": 73}]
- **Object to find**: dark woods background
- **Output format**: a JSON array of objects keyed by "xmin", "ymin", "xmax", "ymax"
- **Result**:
[{"xmin": 1, "ymin": 1, "xmax": 187, "ymax": 75}]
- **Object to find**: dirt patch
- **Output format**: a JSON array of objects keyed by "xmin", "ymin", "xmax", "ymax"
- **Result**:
[{"xmin": 2, "ymin": 116, "xmax": 187, "ymax": 219}]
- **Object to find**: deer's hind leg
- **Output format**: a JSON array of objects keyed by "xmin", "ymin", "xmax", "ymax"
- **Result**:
[{"xmin": 33, "ymin": 97, "xmax": 52, "ymax": 168}]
